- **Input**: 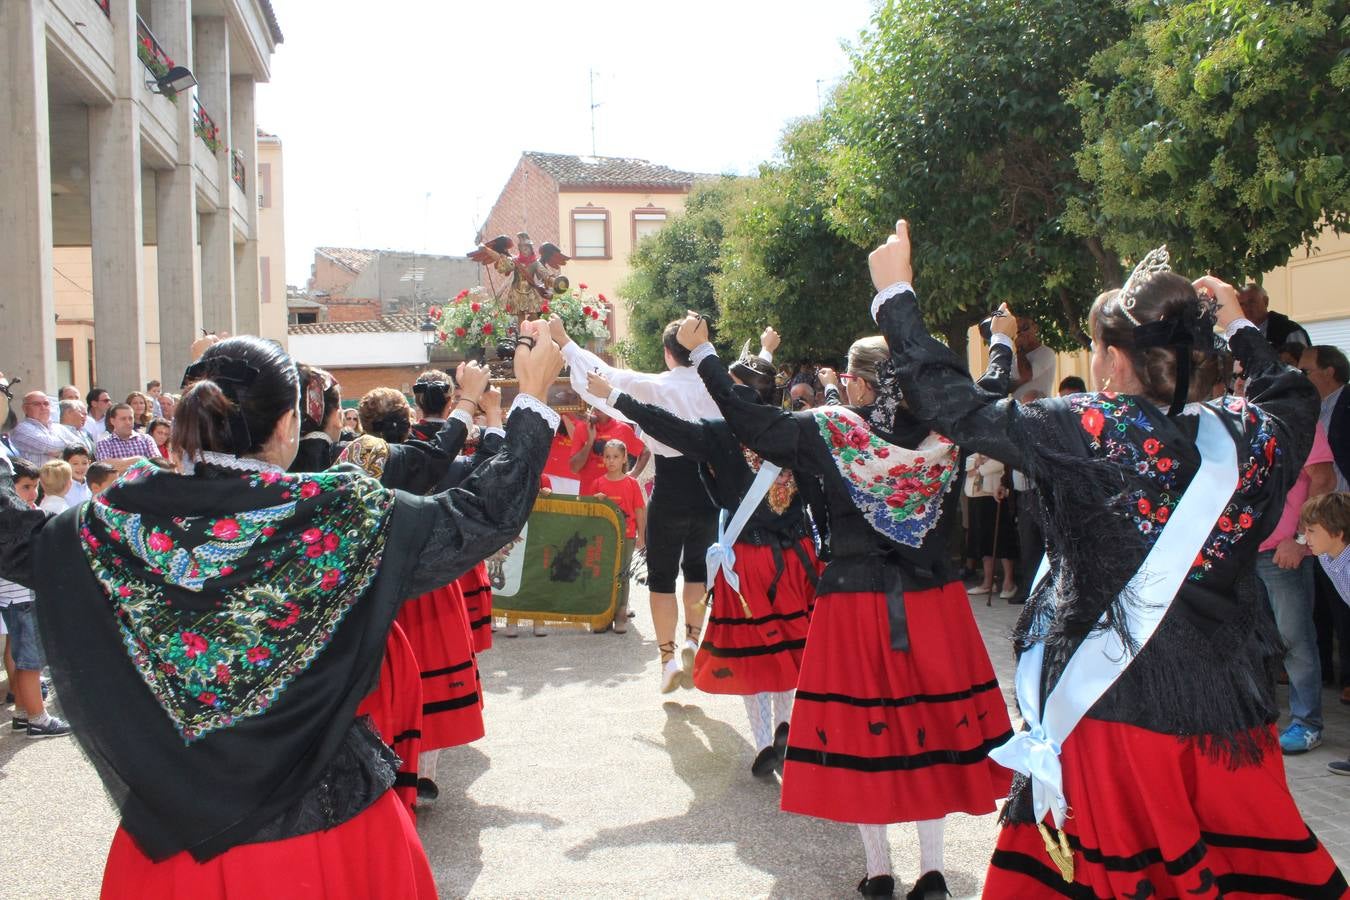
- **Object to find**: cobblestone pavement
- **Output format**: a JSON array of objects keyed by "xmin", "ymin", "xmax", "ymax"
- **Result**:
[{"xmin": 3, "ymin": 582, "xmax": 1346, "ymax": 898}]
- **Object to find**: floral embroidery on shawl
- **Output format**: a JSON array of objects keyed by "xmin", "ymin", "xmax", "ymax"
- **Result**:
[
  {"xmin": 812, "ymin": 406, "xmax": 957, "ymax": 547},
  {"xmin": 79, "ymin": 460, "xmax": 395, "ymax": 743},
  {"xmin": 1069, "ymin": 392, "xmax": 1278, "ymax": 581},
  {"xmin": 741, "ymin": 446, "xmax": 797, "ymax": 515}
]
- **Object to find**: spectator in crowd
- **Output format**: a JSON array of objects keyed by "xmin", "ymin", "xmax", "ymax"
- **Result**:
[
  {"xmin": 146, "ymin": 380, "xmax": 163, "ymax": 417},
  {"xmin": 147, "ymin": 418, "xmax": 172, "ymax": 459},
  {"xmin": 341, "ymin": 407, "xmax": 362, "ymax": 438},
  {"xmin": 588, "ymin": 438, "xmax": 647, "ymax": 633},
  {"xmin": 0, "ymin": 458, "xmax": 71, "ymax": 738},
  {"xmin": 1013, "ymin": 316, "xmax": 1056, "ymax": 399},
  {"xmin": 965, "ymin": 452, "xmax": 1018, "ymax": 599},
  {"xmin": 1238, "ymin": 283, "xmax": 1310, "ymax": 347},
  {"xmin": 84, "ymin": 388, "xmax": 111, "ymax": 444},
  {"xmin": 57, "ymin": 385, "xmax": 80, "ymax": 402},
  {"xmin": 788, "ymin": 382, "xmax": 818, "ymax": 410},
  {"xmin": 358, "ymin": 388, "xmax": 412, "ymax": 444},
  {"xmin": 85, "ymin": 461, "xmax": 118, "ymax": 496},
  {"xmin": 1300, "ymin": 492, "xmax": 1350, "ymax": 776},
  {"xmin": 96, "ymin": 403, "xmax": 159, "ymax": 464},
  {"xmin": 1057, "ymin": 375, "xmax": 1087, "ymax": 396},
  {"xmin": 9, "ymin": 392, "xmax": 67, "ymax": 465},
  {"xmin": 62, "ymin": 446, "xmax": 92, "ymax": 506},
  {"xmin": 1277, "ymin": 342, "xmax": 1307, "ymax": 367},
  {"xmin": 1255, "ymin": 417, "xmax": 1336, "ymax": 754},
  {"xmin": 38, "ymin": 459, "xmax": 74, "ymax": 514},
  {"xmin": 1299, "ymin": 344, "xmax": 1350, "ymax": 704},
  {"xmin": 125, "ymin": 392, "xmax": 153, "ymax": 431},
  {"xmin": 570, "ymin": 406, "xmax": 648, "ymax": 488},
  {"xmin": 57, "ymin": 400, "xmax": 94, "ymax": 454},
  {"xmin": 158, "ymin": 393, "xmax": 176, "ymax": 422}
]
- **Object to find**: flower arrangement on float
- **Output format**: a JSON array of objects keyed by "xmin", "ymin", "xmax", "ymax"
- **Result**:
[
  {"xmin": 428, "ymin": 287, "xmax": 513, "ymax": 355},
  {"xmin": 540, "ymin": 283, "xmax": 611, "ymax": 347}
]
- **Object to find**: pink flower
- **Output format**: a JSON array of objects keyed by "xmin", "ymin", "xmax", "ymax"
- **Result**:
[
  {"xmin": 471, "ymin": 302, "xmax": 481, "ymax": 313},
  {"xmin": 540, "ymin": 304, "xmax": 550, "ymax": 314},
  {"xmin": 262, "ymin": 527, "xmax": 276, "ymax": 537},
  {"xmin": 582, "ymin": 305, "xmax": 593, "ymax": 316},
  {"xmin": 1156, "ymin": 506, "xmax": 1170, "ymax": 524},
  {"xmin": 181, "ymin": 631, "xmax": 207, "ymax": 658},
  {"xmin": 212, "ymin": 519, "xmax": 240, "ymax": 540},
  {"xmin": 300, "ymin": 482, "xmax": 321, "ymax": 499},
  {"xmin": 1239, "ymin": 512, "xmax": 1253, "ymax": 529},
  {"xmin": 198, "ymin": 691, "xmax": 218, "ymax": 705},
  {"xmin": 259, "ymin": 471, "xmax": 283, "ymax": 484},
  {"xmin": 845, "ymin": 429, "xmax": 869, "ymax": 450},
  {"xmin": 874, "ymin": 447, "xmax": 890, "ymax": 459},
  {"xmin": 579, "ymin": 283, "xmax": 588, "ymax": 290},
  {"xmin": 455, "ymin": 327, "xmax": 467, "ymax": 337},
  {"xmin": 301, "ymin": 528, "xmax": 323, "ymax": 544},
  {"xmin": 1143, "ymin": 438, "xmax": 1161, "ymax": 456},
  {"xmin": 1080, "ymin": 407, "xmax": 1105, "ymax": 440},
  {"xmin": 885, "ymin": 492, "xmax": 907, "ymax": 508},
  {"xmin": 148, "ymin": 531, "xmax": 173, "ymax": 552},
  {"xmin": 220, "ymin": 566, "xmax": 234, "ymax": 576},
  {"xmin": 321, "ymin": 569, "xmax": 341, "ymax": 591},
  {"xmin": 482, "ymin": 323, "xmax": 494, "ymax": 335},
  {"xmin": 598, "ymin": 293, "xmax": 607, "ymax": 302},
  {"xmin": 1137, "ymin": 497, "xmax": 1151, "ymax": 516},
  {"xmin": 1218, "ymin": 516, "xmax": 1233, "ymax": 533},
  {"xmin": 306, "ymin": 544, "xmax": 323, "ymax": 558},
  {"xmin": 323, "ymin": 532, "xmax": 340, "ymax": 552},
  {"xmin": 247, "ymin": 646, "xmax": 270, "ymax": 663},
  {"xmin": 110, "ymin": 529, "xmax": 122, "ymax": 541},
  {"xmin": 1157, "ymin": 458, "xmax": 1173, "ymax": 472},
  {"xmin": 215, "ymin": 663, "xmax": 230, "ymax": 684},
  {"xmin": 117, "ymin": 585, "xmax": 132, "ymax": 598}
]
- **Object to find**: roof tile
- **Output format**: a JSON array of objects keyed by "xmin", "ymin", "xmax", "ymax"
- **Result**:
[
  {"xmin": 523, "ymin": 151, "xmax": 711, "ymax": 188},
  {"xmin": 288, "ymin": 314, "xmax": 423, "ymax": 336}
]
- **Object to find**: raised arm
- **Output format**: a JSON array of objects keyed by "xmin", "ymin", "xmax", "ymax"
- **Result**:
[
  {"xmin": 586, "ymin": 371, "xmax": 714, "ymax": 462},
  {"xmin": 868, "ymin": 222, "xmax": 1031, "ymax": 471},
  {"xmin": 401, "ymin": 321, "xmax": 562, "ymax": 596},
  {"xmin": 976, "ymin": 335, "xmax": 1015, "ymax": 397}
]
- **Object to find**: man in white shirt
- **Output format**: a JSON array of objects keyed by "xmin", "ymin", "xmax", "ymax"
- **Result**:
[
  {"xmin": 9, "ymin": 392, "xmax": 68, "ymax": 465},
  {"xmin": 551, "ymin": 315, "xmax": 776, "ymax": 694},
  {"xmin": 1013, "ymin": 317, "xmax": 1056, "ymax": 400},
  {"xmin": 84, "ymin": 388, "xmax": 112, "ymax": 444}
]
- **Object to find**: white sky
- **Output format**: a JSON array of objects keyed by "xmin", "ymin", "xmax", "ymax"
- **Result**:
[{"xmin": 255, "ymin": 0, "xmax": 876, "ymax": 286}]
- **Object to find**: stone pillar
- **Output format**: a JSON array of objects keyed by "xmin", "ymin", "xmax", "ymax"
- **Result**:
[
  {"xmin": 89, "ymin": 0, "xmax": 147, "ymax": 398},
  {"xmin": 0, "ymin": 0, "xmax": 57, "ymax": 391},
  {"xmin": 231, "ymin": 75, "xmax": 260, "ymax": 335},
  {"xmin": 194, "ymin": 16, "xmax": 234, "ymax": 334},
  {"xmin": 152, "ymin": 0, "xmax": 200, "ymax": 384}
]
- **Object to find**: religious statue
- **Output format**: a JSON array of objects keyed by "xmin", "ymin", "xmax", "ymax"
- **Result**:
[{"xmin": 468, "ymin": 231, "xmax": 570, "ymax": 317}]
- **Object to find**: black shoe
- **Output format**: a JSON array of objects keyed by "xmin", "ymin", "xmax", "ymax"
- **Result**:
[
  {"xmin": 416, "ymin": 777, "xmax": 439, "ymax": 802},
  {"xmin": 4, "ymin": 692, "xmax": 12, "ymax": 704},
  {"xmin": 857, "ymin": 875, "xmax": 895, "ymax": 897},
  {"xmin": 905, "ymin": 871, "xmax": 950, "ymax": 900},
  {"xmin": 27, "ymin": 715, "xmax": 72, "ymax": 738},
  {"xmin": 751, "ymin": 745, "xmax": 778, "ymax": 778},
  {"xmin": 772, "ymin": 721, "xmax": 789, "ymax": 773},
  {"xmin": 12, "ymin": 715, "xmax": 28, "ymax": 731}
]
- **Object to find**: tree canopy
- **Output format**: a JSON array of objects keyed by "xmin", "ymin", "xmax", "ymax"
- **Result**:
[{"xmin": 1070, "ymin": 0, "xmax": 1350, "ymax": 280}]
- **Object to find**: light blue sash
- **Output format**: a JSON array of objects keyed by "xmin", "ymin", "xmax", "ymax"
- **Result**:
[
  {"xmin": 705, "ymin": 460, "xmax": 783, "ymax": 596},
  {"xmin": 989, "ymin": 407, "xmax": 1238, "ymax": 827}
]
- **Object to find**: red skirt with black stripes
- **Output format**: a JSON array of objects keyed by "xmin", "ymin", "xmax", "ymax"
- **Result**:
[
  {"xmin": 395, "ymin": 581, "xmax": 484, "ymax": 751},
  {"xmin": 693, "ymin": 538, "xmax": 818, "ymax": 695},
  {"xmin": 458, "ymin": 563, "xmax": 494, "ymax": 653},
  {"xmin": 780, "ymin": 581, "xmax": 1013, "ymax": 824},
  {"xmin": 354, "ymin": 623, "xmax": 422, "ymax": 813},
  {"xmin": 984, "ymin": 719, "xmax": 1347, "ymax": 899}
]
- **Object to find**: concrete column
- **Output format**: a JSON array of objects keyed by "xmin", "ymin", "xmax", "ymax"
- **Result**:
[
  {"xmin": 194, "ymin": 16, "xmax": 234, "ymax": 333},
  {"xmin": 231, "ymin": 75, "xmax": 260, "ymax": 334},
  {"xmin": 0, "ymin": 0, "xmax": 57, "ymax": 391},
  {"xmin": 152, "ymin": 0, "xmax": 200, "ymax": 383},
  {"xmin": 89, "ymin": 0, "xmax": 147, "ymax": 398}
]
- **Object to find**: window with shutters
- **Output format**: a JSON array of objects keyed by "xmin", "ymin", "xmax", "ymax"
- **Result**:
[
  {"xmin": 632, "ymin": 208, "xmax": 667, "ymax": 247},
  {"xmin": 570, "ymin": 208, "xmax": 610, "ymax": 259}
]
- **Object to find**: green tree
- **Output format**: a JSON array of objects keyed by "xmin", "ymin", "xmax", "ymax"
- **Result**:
[
  {"xmin": 825, "ymin": 0, "xmax": 1131, "ymax": 351},
  {"xmin": 1070, "ymin": 0, "xmax": 1350, "ymax": 280},
  {"xmin": 715, "ymin": 117, "xmax": 876, "ymax": 366},
  {"xmin": 617, "ymin": 177, "xmax": 752, "ymax": 370}
]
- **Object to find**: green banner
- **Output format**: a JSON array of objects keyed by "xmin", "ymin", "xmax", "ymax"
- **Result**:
[{"xmin": 487, "ymin": 495, "xmax": 626, "ymax": 628}]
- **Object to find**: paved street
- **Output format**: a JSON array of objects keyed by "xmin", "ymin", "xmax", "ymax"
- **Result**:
[{"xmin": 3, "ymin": 582, "xmax": 1347, "ymax": 898}]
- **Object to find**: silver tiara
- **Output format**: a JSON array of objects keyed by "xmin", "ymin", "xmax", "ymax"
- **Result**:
[{"xmin": 1118, "ymin": 245, "xmax": 1171, "ymax": 326}]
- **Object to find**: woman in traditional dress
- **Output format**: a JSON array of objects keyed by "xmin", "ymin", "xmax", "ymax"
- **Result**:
[
  {"xmin": 0, "ymin": 328, "xmax": 561, "ymax": 898},
  {"xmin": 869, "ymin": 219, "xmax": 1346, "ymax": 898},
  {"xmin": 672, "ymin": 313, "xmax": 1015, "ymax": 899},
  {"xmin": 586, "ymin": 352, "xmax": 825, "ymax": 778},
  {"xmin": 342, "ymin": 367, "xmax": 506, "ymax": 803}
]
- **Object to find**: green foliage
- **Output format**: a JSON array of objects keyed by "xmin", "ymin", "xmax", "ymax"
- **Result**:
[
  {"xmin": 618, "ymin": 178, "xmax": 752, "ymax": 370},
  {"xmin": 715, "ymin": 117, "xmax": 876, "ymax": 366},
  {"xmin": 1073, "ymin": 0, "xmax": 1350, "ymax": 280},
  {"xmin": 824, "ymin": 0, "xmax": 1131, "ymax": 349}
]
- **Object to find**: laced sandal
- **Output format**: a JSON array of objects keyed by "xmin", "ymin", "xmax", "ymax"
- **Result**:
[
  {"xmin": 681, "ymin": 625, "xmax": 700, "ymax": 689},
  {"xmin": 659, "ymin": 642, "xmax": 681, "ymax": 693}
]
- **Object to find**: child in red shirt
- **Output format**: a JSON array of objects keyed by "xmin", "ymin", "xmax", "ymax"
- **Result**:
[{"xmin": 588, "ymin": 440, "xmax": 646, "ymax": 632}]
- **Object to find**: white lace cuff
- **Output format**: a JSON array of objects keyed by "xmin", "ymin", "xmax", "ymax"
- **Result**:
[
  {"xmin": 450, "ymin": 409, "xmax": 473, "ymax": 427},
  {"xmin": 1223, "ymin": 317, "xmax": 1258, "ymax": 343},
  {"xmin": 607, "ymin": 388, "xmax": 624, "ymax": 406},
  {"xmin": 990, "ymin": 333, "xmax": 1014, "ymax": 351},
  {"xmin": 871, "ymin": 282, "xmax": 915, "ymax": 323},
  {"xmin": 509, "ymin": 393, "xmax": 560, "ymax": 432},
  {"xmin": 690, "ymin": 342, "xmax": 717, "ymax": 366},
  {"xmin": 484, "ymin": 426, "xmax": 505, "ymax": 439}
]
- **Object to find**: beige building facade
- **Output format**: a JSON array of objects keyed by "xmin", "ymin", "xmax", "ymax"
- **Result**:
[
  {"xmin": 476, "ymin": 152, "xmax": 706, "ymax": 347},
  {"xmin": 1, "ymin": 0, "xmax": 282, "ymax": 398}
]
